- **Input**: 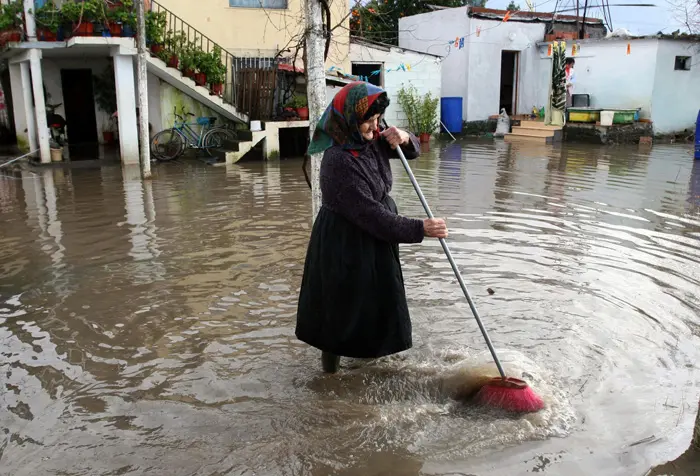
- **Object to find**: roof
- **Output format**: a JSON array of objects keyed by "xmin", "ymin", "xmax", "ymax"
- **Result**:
[
  {"xmin": 468, "ymin": 7, "xmax": 605, "ymax": 25},
  {"xmin": 536, "ymin": 31, "xmax": 700, "ymax": 45},
  {"xmin": 350, "ymin": 36, "xmax": 443, "ymax": 58}
]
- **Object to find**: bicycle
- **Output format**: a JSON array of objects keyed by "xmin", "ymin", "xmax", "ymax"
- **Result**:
[{"xmin": 151, "ymin": 109, "xmax": 235, "ymax": 161}]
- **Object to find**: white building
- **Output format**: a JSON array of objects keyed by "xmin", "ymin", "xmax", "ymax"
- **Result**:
[
  {"xmin": 344, "ymin": 37, "xmax": 442, "ymax": 131},
  {"xmin": 399, "ymin": 6, "xmax": 700, "ymax": 135}
]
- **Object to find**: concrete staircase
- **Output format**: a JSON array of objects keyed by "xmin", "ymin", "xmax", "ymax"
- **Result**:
[
  {"xmin": 505, "ymin": 121, "xmax": 563, "ymax": 144},
  {"xmin": 202, "ymin": 129, "xmax": 267, "ymax": 166}
]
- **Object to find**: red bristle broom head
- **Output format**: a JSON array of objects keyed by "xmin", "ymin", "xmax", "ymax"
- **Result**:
[{"xmin": 473, "ymin": 377, "xmax": 544, "ymax": 413}]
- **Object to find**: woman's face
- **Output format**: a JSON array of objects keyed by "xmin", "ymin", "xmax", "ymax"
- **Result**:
[{"xmin": 359, "ymin": 114, "xmax": 380, "ymax": 141}]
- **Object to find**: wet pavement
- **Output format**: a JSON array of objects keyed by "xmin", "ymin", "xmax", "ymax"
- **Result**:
[{"xmin": 1, "ymin": 140, "xmax": 699, "ymax": 475}]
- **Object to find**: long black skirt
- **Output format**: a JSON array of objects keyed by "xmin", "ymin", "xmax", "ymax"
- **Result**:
[{"xmin": 295, "ymin": 195, "xmax": 412, "ymax": 358}]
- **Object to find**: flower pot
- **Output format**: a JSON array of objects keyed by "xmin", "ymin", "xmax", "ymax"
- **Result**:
[
  {"xmin": 194, "ymin": 72, "xmax": 207, "ymax": 87},
  {"xmin": 122, "ymin": 24, "xmax": 135, "ymax": 37},
  {"xmin": 167, "ymin": 55, "xmax": 179, "ymax": 68},
  {"xmin": 108, "ymin": 22, "xmax": 122, "ymax": 37},
  {"xmin": 103, "ymin": 131, "xmax": 115, "ymax": 144},
  {"xmin": 72, "ymin": 22, "xmax": 93, "ymax": 37},
  {"xmin": 419, "ymin": 132, "xmax": 431, "ymax": 143},
  {"xmin": 50, "ymin": 148, "xmax": 63, "ymax": 162},
  {"xmin": 296, "ymin": 106, "xmax": 309, "ymax": 120},
  {"xmin": 210, "ymin": 83, "xmax": 224, "ymax": 96},
  {"xmin": 183, "ymin": 68, "xmax": 195, "ymax": 79},
  {"xmin": 37, "ymin": 28, "xmax": 57, "ymax": 41},
  {"xmin": 150, "ymin": 44, "xmax": 164, "ymax": 55},
  {"xmin": 2, "ymin": 30, "xmax": 21, "ymax": 42}
]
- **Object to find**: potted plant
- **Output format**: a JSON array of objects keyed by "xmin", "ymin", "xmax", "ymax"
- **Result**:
[
  {"xmin": 0, "ymin": 1, "xmax": 24, "ymax": 43},
  {"xmin": 205, "ymin": 46, "xmax": 226, "ymax": 95},
  {"xmin": 289, "ymin": 94, "xmax": 308, "ymax": 120},
  {"xmin": 116, "ymin": 0, "xmax": 135, "ymax": 37},
  {"xmin": 164, "ymin": 30, "xmax": 186, "ymax": 69},
  {"xmin": 61, "ymin": 0, "xmax": 98, "ymax": 37},
  {"xmin": 34, "ymin": 2, "xmax": 62, "ymax": 41},
  {"xmin": 145, "ymin": 10, "xmax": 166, "ymax": 54},
  {"xmin": 179, "ymin": 39, "xmax": 200, "ymax": 79},
  {"xmin": 93, "ymin": 65, "xmax": 118, "ymax": 144},
  {"xmin": 416, "ymin": 92, "xmax": 438, "ymax": 143}
]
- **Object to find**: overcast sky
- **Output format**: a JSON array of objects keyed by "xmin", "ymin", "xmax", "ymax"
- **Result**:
[{"xmin": 483, "ymin": 0, "xmax": 688, "ymax": 35}]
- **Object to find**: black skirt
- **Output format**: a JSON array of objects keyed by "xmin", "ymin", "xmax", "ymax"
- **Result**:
[{"xmin": 295, "ymin": 195, "xmax": 412, "ymax": 358}]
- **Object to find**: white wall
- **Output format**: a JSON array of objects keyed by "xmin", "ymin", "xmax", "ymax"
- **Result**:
[
  {"xmin": 42, "ymin": 57, "xmax": 113, "ymax": 144},
  {"xmin": 466, "ymin": 19, "xmax": 545, "ymax": 121},
  {"xmin": 651, "ymin": 40, "xmax": 700, "ymax": 134},
  {"xmin": 400, "ymin": 8, "xmax": 468, "ymax": 119},
  {"xmin": 349, "ymin": 41, "xmax": 442, "ymax": 132}
]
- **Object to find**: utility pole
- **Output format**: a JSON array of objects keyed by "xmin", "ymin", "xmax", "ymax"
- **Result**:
[
  {"xmin": 304, "ymin": 0, "xmax": 326, "ymax": 220},
  {"xmin": 135, "ymin": 0, "xmax": 152, "ymax": 179}
]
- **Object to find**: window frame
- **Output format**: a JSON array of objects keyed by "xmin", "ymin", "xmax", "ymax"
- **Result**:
[
  {"xmin": 228, "ymin": 0, "xmax": 288, "ymax": 9},
  {"xmin": 674, "ymin": 56, "xmax": 691, "ymax": 71}
]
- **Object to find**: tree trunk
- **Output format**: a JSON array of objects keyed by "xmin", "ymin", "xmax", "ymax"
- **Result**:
[
  {"xmin": 135, "ymin": 0, "xmax": 152, "ymax": 179},
  {"xmin": 693, "ymin": 399, "xmax": 700, "ymax": 450},
  {"xmin": 304, "ymin": 0, "xmax": 326, "ymax": 221}
]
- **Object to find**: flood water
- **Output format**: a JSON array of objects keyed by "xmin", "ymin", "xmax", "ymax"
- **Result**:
[{"xmin": 1, "ymin": 140, "xmax": 699, "ymax": 476}]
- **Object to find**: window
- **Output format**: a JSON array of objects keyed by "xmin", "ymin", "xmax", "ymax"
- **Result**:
[
  {"xmin": 674, "ymin": 56, "xmax": 691, "ymax": 71},
  {"xmin": 351, "ymin": 63, "xmax": 382, "ymax": 87},
  {"xmin": 229, "ymin": 0, "xmax": 287, "ymax": 9}
]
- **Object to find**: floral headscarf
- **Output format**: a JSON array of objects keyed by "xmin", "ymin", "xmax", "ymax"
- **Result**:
[{"xmin": 307, "ymin": 81, "xmax": 387, "ymax": 155}]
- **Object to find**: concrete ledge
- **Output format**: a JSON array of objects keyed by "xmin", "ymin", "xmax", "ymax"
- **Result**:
[{"xmin": 564, "ymin": 122, "xmax": 654, "ymax": 145}]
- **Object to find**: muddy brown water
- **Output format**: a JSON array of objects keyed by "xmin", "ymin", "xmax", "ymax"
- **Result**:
[{"xmin": 1, "ymin": 140, "xmax": 699, "ymax": 476}]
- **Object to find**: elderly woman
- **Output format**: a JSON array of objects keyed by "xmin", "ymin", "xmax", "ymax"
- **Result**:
[{"xmin": 296, "ymin": 82, "xmax": 448, "ymax": 373}]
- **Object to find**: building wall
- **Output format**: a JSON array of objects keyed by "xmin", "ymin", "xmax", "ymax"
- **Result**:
[
  {"xmin": 41, "ymin": 57, "xmax": 113, "ymax": 144},
  {"xmin": 158, "ymin": 0, "xmax": 351, "ymax": 72},
  {"xmin": 466, "ymin": 18, "xmax": 545, "ymax": 121},
  {"xmin": 541, "ymin": 39, "xmax": 659, "ymax": 122},
  {"xmin": 349, "ymin": 42, "xmax": 442, "ymax": 132},
  {"xmin": 651, "ymin": 40, "xmax": 700, "ymax": 134},
  {"xmin": 400, "ymin": 10, "xmax": 546, "ymax": 122}
]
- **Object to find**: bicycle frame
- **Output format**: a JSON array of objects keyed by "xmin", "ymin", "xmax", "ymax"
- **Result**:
[{"xmin": 172, "ymin": 116, "xmax": 211, "ymax": 149}]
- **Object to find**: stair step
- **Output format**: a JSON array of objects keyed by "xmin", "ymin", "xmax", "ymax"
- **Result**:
[
  {"xmin": 511, "ymin": 127, "xmax": 557, "ymax": 137},
  {"xmin": 516, "ymin": 121, "xmax": 563, "ymax": 131},
  {"xmin": 505, "ymin": 132, "xmax": 556, "ymax": 144},
  {"xmin": 237, "ymin": 130, "xmax": 253, "ymax": 141}
]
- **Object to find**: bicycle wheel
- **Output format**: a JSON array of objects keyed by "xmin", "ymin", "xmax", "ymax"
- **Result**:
[
  {"xmin": 202, "ymin": 128, "xmax": 229, "ymax": 157},
  {"xmin": 210, "ymin": 126, "xmax": 237, "ymax": 141},
  {"xmin": 151, "ymin": 129, "xmax": 185, "ymax": 161}
]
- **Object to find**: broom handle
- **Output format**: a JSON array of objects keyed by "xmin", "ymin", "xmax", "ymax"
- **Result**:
[{"xmin": 389, "ymin": 129, "xmax": 507, "ymax": 380}]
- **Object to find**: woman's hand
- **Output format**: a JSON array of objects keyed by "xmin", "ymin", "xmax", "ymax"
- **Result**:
[
  {"xmin": 380, "ymin": 126, "xmax": 410, "ymax": 149},
  {"xmin": 423, "ymin": 218, "xmax": 448, "ymax": 239}
]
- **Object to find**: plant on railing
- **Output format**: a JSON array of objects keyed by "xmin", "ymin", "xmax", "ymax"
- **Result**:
[
  {"xmin": 34, "ymin": 2, "xmax": 62, "ymax": 40},
  {"xmin": 285, "ymin": 94, "xmax": 309, "ymax": 120},
  {"xmin": 61, "ymin": 0, "xmax": 100, "ymax": 36},
  {"xmin": 145, "ymin": 10, "xmax": 166, "ymax": 51},
  {"xmin": 0, "ymin": 1, "xmax": 24, "ymax": 44},
  {"xmin": 112, "ymin": 0, "xmax": 135, "ymax": 37},
  {"xmin": 201, "ymin": 46, "xmax": 226, "ymax": 93}
]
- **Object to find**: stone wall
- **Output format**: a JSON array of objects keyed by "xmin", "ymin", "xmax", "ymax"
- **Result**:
[{"xmin": 564, "ymin": 123, "xmax": 654, "ymax": 145}]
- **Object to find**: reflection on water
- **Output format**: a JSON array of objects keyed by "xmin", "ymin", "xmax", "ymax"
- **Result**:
[{"xmin": 1, "ymin": 142, "xmax": 699, "ymax": 476}]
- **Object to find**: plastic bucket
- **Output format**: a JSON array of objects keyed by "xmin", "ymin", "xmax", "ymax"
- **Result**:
[
  {"xmin": 600, "ymin": 110, "xmax": 614, "ymax": 127},
  {"xmin": 440, "ymin": 97, "xmax": 463, "ymax": 134},
  {"xmin": 250, "ymin": 120, "xmax": 262, "ymax": 132}
]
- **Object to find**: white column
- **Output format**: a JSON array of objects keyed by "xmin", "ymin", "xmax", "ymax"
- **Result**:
[
  {"xmin": 19, "ymin": 62, "xmax": 38, "ymax": 154},
  {"xmin": 112, "ymin": 55, "xmax": 139, "ymax": 165},
  {"xmin": 23, "ymin": 0, "xmax": 37, "ymax": 40},
  {"xmin": 29, "ymin": 50, "xmax": 50, "ymax": 164},
  {"xmin": 9, "ymin": 63, "xmax": 31, "ymax": 152}
]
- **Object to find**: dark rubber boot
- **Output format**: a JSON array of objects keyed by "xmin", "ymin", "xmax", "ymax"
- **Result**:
[{"xmin": 321, "ymin": 351, "xmax": 340, "ymax": 373}]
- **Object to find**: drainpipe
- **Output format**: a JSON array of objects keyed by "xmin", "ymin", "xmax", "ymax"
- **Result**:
[
  {"xmin": 695, "ymin": 109, "xmax": 699, "ymax": 160},
  {"xmin": 22, "ymin": 0, "xmax": 37, "ymax": 41}
]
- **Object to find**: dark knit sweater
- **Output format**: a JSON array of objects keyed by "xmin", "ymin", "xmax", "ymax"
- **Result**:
[{"xmin": 320, "ymin": 134, "xmax": 424, "ymax": 244}]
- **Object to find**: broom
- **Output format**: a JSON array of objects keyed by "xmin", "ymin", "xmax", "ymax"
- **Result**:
[{"xmin": 383, "ymin": 121, "xmax": 544, "ymax": 413}]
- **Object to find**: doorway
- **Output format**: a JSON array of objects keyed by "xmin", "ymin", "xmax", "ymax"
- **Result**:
[
  {"xmin": 60, "ymin": 69, "xmax": 99, "ymax": 159},
  {"xmin": 499, "ymin": 51, "xmax": 519, "ymax": 116}
]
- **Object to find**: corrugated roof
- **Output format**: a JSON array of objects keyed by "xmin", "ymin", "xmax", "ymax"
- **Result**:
[
  {"xmin": 350, "ymin": 36, "xmax": 443, "ymax": 58},
  {"xmin": 468, "ymin": 6, "xmax": 605, "ymax": 25}
]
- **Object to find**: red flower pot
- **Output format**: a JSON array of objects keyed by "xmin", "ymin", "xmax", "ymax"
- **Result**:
[
  {"xmin": 108, "ymin": 22, "xmax": 122, "ymax": 37},
  {"xmin": 183, "ymin": 68, "xmax": 195, "ymax": 79},
  {"xmin": 73, "ymin": 22, "xmax": 93, "ymax": 37},
  {"xmin": 296, "ymin": 107, "xmax": 309, "ymax": 120},
  {"xmin": 103, "ymin": 131, "xmax": 115, "ymax": 144},
  {"xmin": 167, "ymin": 55, "xmax": 179, "ymax": 68},
  {"xmin": 419, "ymin": 132, "xmax": 431, "ymax": 143},
  {"xmin": 194, "ymin": 72, "xmax": 207, "ymax": 86},
  {"xmin": 37, "ymin": 28, "xmax": 57, "ymax": 41},
  {"xmin": 210, "ymin": 83, "xmax": 224, "ymax": 96},
  {"xmin": 150, "ymin": 44, "xmax": 164, "ymax": 55}
]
